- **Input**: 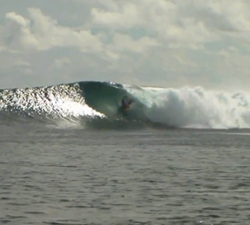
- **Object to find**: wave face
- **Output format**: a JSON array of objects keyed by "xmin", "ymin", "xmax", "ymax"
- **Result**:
[{"xmin": 1, "ymin": 81, "xmax": 250, "ymax": 129}]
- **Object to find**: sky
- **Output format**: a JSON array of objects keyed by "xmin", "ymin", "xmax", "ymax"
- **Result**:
[{"xmin": 0, "ymin": 0, "xmax": 250, "ymax": 90}]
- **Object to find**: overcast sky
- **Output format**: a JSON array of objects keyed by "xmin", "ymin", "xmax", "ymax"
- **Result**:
[{"xmin": 0, "ymin": 0, "xmax": 250, "ymax": 90}]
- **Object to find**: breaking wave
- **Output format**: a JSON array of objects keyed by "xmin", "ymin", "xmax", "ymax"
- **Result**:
[{"xmin": 0, "ymin": 81, "xmax": 250, "ymax": 129}]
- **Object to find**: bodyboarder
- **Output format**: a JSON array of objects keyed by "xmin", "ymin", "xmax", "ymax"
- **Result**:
[{"xmin": 120, "ymin": 96, "xmax": 133, "ymax": 117}]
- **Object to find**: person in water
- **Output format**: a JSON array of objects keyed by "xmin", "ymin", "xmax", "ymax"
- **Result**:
[
  {"xmin": 120, "ymin": 96, "xmax": 133, "ymax": 117},
  {"xmin": 121, "ymin": 96, "xmax": 133, "ymax": 110}
]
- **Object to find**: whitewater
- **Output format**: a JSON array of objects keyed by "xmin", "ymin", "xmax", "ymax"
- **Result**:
[{"xmin": 0, "ymin": 81, "xmax": 249, "ymax": 129}]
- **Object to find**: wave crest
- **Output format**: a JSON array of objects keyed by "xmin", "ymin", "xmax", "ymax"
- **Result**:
[{"xmin": 1, "ymin": 81, "xmax": 250, "ymax": 129}]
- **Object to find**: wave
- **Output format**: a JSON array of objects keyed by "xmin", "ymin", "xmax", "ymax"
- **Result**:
[{"xmin": 0, "ymin": 81, "xmax": 250, "ymax": 129}]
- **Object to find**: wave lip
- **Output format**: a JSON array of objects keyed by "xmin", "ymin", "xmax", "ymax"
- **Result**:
[{"xmin": 1, "ymin": 81, "xmax": 250, "ymax": 129}]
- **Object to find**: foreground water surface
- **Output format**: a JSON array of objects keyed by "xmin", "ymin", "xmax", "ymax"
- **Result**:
[{"xmin": 0, "ymin": 121, "xmax": 250, "ymax": 225}]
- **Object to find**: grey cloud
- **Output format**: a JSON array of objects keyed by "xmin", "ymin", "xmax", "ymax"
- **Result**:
[{"xmin": 0, "ymin": 0, "xmax": 250, "ymax": 90}]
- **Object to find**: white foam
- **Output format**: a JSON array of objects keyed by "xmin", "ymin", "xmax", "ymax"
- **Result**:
[{"xmin": 126, "ymin": 85, "xmax": 250, "ymax": 129}]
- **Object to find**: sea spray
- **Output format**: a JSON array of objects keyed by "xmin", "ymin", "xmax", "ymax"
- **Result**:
[{"xmin": 126, "ymin": 86, "xmax": 250, "ymax": 129}]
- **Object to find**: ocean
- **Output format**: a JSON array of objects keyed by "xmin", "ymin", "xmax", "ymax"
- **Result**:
[{"xmin": 0, "ymin": 81, "xmax": 250, "ymax": 225}]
